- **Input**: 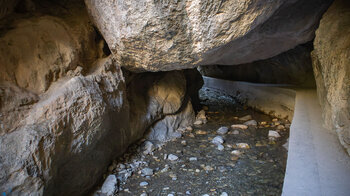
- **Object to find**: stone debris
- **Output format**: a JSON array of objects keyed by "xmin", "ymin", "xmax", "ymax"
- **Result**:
[
  {"xmin": 236, "ymin": 143, "xmax": 250, "ymax": 149},
  {"xmin": 277, "ymin": 125, "xmax": 285, "ymax": 130},
  {"xmin": 232, "ymin": 130, "xmax": 240, "ymax": 135},
  {"xmin": 140, "ymin": 193, "xmax": 148, "ymax": 196},
  {"xmin": 195, "ymin": 110, "xmax": 207, "ymax": 125},
  {"xmin": 100, "ymin": 175, "xmax": 117, "ymax": 196},
  {"xmin": 231, "ymin": 150, "xmax": 242, "ymax": 156},
  {"xmin": 167, "ymin": 154, "xmax": 179, "ymax": 161},
  {"xmin": 217, "ymin": 126, "xmax": 229, "ymax": 134},
  {"xmin": 186, "ymin": 126, "xmax": 193, "ymax": 131},
  {"xmin": 243, "ymin": 120, "xmax": 257, "ymax": 126},
  {"xmin": 268, "ymin": 130, "xmax": 281, "ymax": 140},
  {"xmin": 142, "ymin": 141, "xmax": 155, "ymax": 155},
  {"xmin": 212, "ymin": 136, "xmax": 224, "ymax": 145},
  {"xmin": 181, "ymin": 140, "xmax": 187, "ymax": 145},
  {"xmin": 239, "ymin": 115, "xmax": 252, "ymax": 121},
  {"xmin": 195, "ymin": 130, "xmax": 207, "ymax": 135},
  {"xmin": 139, "ymin": 181, "xmax": 149, "ymax": 187},
  {"xmin": 220, "ymin": 192, "xmax": 228, "ymax": 196},
  {"xmin": 231, "ymin": 124, "xmax": 248, "ymax": 130},
  {"xmin": 189, "ymin": 157, "xmax": 198, "ymax": 161},
  {"xmin": 141, "ymin": 168, "xmax": 153, "ymax": 176},
  {"xmin": 218, "ymin": 144, "xmax": 224, "ymax": 151}
]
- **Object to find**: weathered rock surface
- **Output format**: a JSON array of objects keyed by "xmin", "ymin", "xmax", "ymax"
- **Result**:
[
  {"xmin": 199, "ymin": 43, "xmax": 316, "ymax": 87},
  {"xmin": 0, "ymin": 57, "xmax": 130, "ymax": 195},
  {"xmin": 85, "ymin": 0, "xmax": 331, "ymax": 72},
  {"xmin": 312, "ymin": 0, "xmax": 350, "ymax": 155}
]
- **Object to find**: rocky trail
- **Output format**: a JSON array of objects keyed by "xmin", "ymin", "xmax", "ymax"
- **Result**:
[{"xmin": 95, "ymin": 88, "xmax": 290, "ymax": 196}]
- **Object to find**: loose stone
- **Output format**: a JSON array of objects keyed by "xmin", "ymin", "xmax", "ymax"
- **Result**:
[
  {"xmin": 181, "ymin": 140, "xmax": 187, "ymax": 145},
  {"xmin": 243, "ymin": 120, "xmax": 257, "ymax": 126},
  {"xmin": 101, "ymin": 175, "xmax": 117, "ymax": 196},
  {"xmin": 231, "ymin": 150, "xmax": 241, "ymax": 156},
  {"xmin": 195, "ymin": 130, "xmax": 207, "ymax": 135},
  {"xmin": 168, "ymin": 154, "xmax": 179, "ymax": 161},
  {"xmin": 141, "ymin": 168, "xmax": 153, "ymax": 176},
  {"xmin": 186, "ymin": 126, "xmax": 193, "ymax": 131},
  {"xmin": 239, "ymin": 115, "xmax": 252, "ymax": 121},
  {"xmin": 217, "ymin": 126, "xmax": 229, "ymax": 134},
  {"xmin": 189, "ymin": 157, "xmax": 198, "ymax": 161},
  {"xmin": 232, "ymin": 130, "xmax": 240, "ymax": 135},
  {"xmin": 231, "ymin": 124, "xmax": 248, "ymax": 130},
  {"xmin": 140, "ymin": 193, "xmax": 148, "ymax": 196},
  {"xmin": 218, "ymin": 144, "xmax": 224, "ymax": 151},
  {"xmin": 268, "ymin": 130, "xmax": 281, "ymax": 139},
  {"xmin": 139, "ymin": 181, "xmax": 149, "ymax": 187},
  {"xmin": 212, "ymin": 136, "xmax": 224, "ymax": 145},
  {"xmin": 220, "ymin": 192, "xmax": 228, "ymax": 196},
  {"xmin": 277, "ymin": 125, "xmax": 285, "ymax": 130},
  {"xmin": 237, "ymin": 143, "xmax": 250, "ymax": 149}
]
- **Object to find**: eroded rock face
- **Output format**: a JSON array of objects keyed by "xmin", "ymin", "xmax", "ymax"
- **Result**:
[
  {"xmin": 199, "ymin": 43, "xmax": 316, "ymax": 87},
  {"xmin": 85, "ymin": 0, "xmax": 331, "ymax": 72},
  {"xmin": 0, "ymin": 57, "xmax": 130, "ymax": 195},
  {"xmin": 312, "ymin": 0, "xmax": 350, "ymax": 155}
]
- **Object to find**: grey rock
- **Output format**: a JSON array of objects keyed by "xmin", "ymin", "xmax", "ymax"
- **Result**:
[
  {"xmin": 101, "ymin": 175, "xmax": 117, "ymax": 196},
  {"xmin": 141, "ymin": 168, "xmax": 154, "ymax": 176},
  {"xmin": 168, "ymin": 154, "xmax": 179, "ymax": 161},
  {"xmin": 218, "ymin": 144, "xmax": 225, "ymax": 151},
  {"xmin": 85, "ymin": 0, "xmax": 331, "ymax": 72},
  {"xmin": 220, "ymin": 192, "xmax": 228, "ymax": 196},
  {"xmin": 244, "ymin": 120, "xmax": 258, "ymax": 126},
  {"xmin": 217, "ymin": 127, "xmax": 229, "ymax": 135},
  {"xmin": 212, "ymin": 136, "xmax": 224, "ymax": 145},
  {"xmin": 139, "ymin": 182, "xmax": 149, "ymax": 187},
  {"xmin": 189, "ymin": 157, "xmax": 198, "ymax": 161}
]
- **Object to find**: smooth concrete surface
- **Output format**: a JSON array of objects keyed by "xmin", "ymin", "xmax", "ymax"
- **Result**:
[
  {"xmin": 202, "ymin": 77, "xmax": 350, "ymax": 196},
  {"xmin": 282, "ymin": 90, "xmax": 350, "ymax": 196},
  {"xmin": 203, "ymin": 76, "xmax": 296, "ymax": 121}
]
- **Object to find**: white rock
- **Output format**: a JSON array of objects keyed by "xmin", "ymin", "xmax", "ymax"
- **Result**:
[
  {"xmin": 243, "ymin": 120, "xmax": 257, "ymax": 126},
  {"xmin": 186, "ymin": 190, "xmax": 191, "ymax": 195},
  {"xmin": 139, "ymin": 181, "xmax": 149, "ymax": 187},
  {"xmin": 211, "ymin": 136, "xmax": 224, "ymax": 145},
  {"xmin": 231, "ymin": 124, "xmax": 248, "ymax": 130},
  {"xmin": 101, "ymin": 175, "xmax": 117, "ymax": 196},
  {"xmin": 186, "ymin": 126, "xmax": 193, "ymax": 131},
  {"xmin": 239, "ymin": 115, "xmax": 252, "ymax": 121},
  {"xmin": 189, "ymin": 157, "xmax": 198, "ymax": 161},
  {"xmin": 217, "ymin": 126, "xmax": 229, "ymax": 134},
  {"xmin": 220, "ymin": 192, "xmax": 228, "ymax": 196},
  {"xmin": 268, "ymin": 130, "xmax": 281, "ymax": 138},
  {"xmin": 236, "ymin": 143, "xmax": 250, "ymax": 149},
  {"xmin": 194, "ymin": 120, "xmax": 203, "ymax": 125},
  {"xmin": 142, "ymin": 141, "xmax": 154, "ymax": 155},
  {"xmin": 141, "ymin": 168, "xmax": 153, "ymax": 176},
  {"xmin": 140, "ymin": 193, "xmax": 148, "ymax": 196},
  {"xmin": 218, "ymin": 144, "xmax": 224, "ymax": 151},
  {"xmin": 231, "ymin": 150, "xmax": 241, "ymax": 156},
  {"xmin": 168, "ymin": 194, "xmax": 175, "ymax": 196},
  {"xmin": 168, "ymin": 154, "xmax": 179, "ymax": 161}
]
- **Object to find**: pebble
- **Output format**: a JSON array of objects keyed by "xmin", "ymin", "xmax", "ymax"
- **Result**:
[
  {"xmin": 231, "ymin": 124, "xmax": 248, "ymax": 130},
  {"xmin": 202, "ymin": 194, "xmax": 210, "ymax": 196},
  {"xmin": 194, "ymin": 120, "xmax": 203, "ymax": 125},
  {"xmin": 186, "ymin": 190, "xmax": 191, "ymax": 195},
  {"xmin": 232, "ymin": 130, "xmax": 240, "ymax": 135},
  {"xmin": 168, "ymin": 194, "xmax": 174, "ymax": 196},
  {"xmin": 243, "ymin": 120, "xmax": 257, "ymax": 126},
  {"xmin": 268, "ymin": 130, "xmax": 281, "ymax": 138},
  {"xmin": 236, "ymin": 143, "xmax": 250, "ymax": 149},
  {"xmin": 212, "ymin": 136, "xmax": 224, "ymax": 145},
  {"xmin": 220, "ymin": 192, "xmax": 228, "ymax": 196},
  {"xmin": 272, "ymin": 118, "xmax": 278, "ymax": 122},
  {"xmin": 239, "ymin": 115, "xmax": 252, "ymax": 121},
  {"xmin": 277, "ymin": 125, "xmax": 285, "ymax": 130},
  {"xmin": 140, "ymin": 193, "xmax": 148, "ymax": 196},
  {"xmin": 189, "ymin": 157, "xmax": 198, "ymax": 161},
  {"xmin": 142, "ymin": 141, "xmax": 154, "ymax": 155},
  {"xmin": 141, "ymin": 168, "xmax": 153, "ymax": 176},
  {"xmin": 231, "ymin": 150, "xmax": 241, "ymax": 156},
  {"xmin": 186, "ymin": 126, "xmax": 193, "ymax": 131},
  {"xmin": 217, "ymin": 126, "xmax": 229, "ymax": 134},
  {"xmin": 139, "ymin": 181, "xmax": 148, "ymax": 187},
  {"xmin": 181, "ymin": 140, "xmax": 187, "ymax": 145},
  {"xmin": 168, "ymin": 154, "xmax": 179, "ymax": 161},
  {"xmin": 217, "ymin": 144, "xmax": 224, "ymax": 151},
  {"xmin": 101, "ymin": 175, "xmax": 117, "ymax": 196},
  {"xmin": 195, "ymin": 130, "xmax": 207, "ymax": 135}
]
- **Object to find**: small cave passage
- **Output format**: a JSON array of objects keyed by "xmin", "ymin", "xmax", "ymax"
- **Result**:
[{"xmin": 99, "ymin": 86, "xmax": 290, "ymax": 196}]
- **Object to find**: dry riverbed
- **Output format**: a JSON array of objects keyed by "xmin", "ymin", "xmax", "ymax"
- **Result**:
[{"xmin": 95, "ymin": 87, "xmax": 290, "ymax": 196}]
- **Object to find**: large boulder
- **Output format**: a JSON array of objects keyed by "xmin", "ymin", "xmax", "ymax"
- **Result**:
[
  {"xmin": 199, "ymin": 43, "xmax": 316, "ymax": 87},
  {"xmin": 0, "ymin": 58, "xmax": 130, "ymax": 195},
  {"xmin": 312, "ymin": 0, "xmax": 350, "ymax": 155},
  {"xmin": 85, "ymin": 0, "xmax": 331, "ymax": 72}
]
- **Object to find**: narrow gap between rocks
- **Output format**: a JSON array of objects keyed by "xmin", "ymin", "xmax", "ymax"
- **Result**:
[{"xmin": 95, "ymin": 83, "xmax": 290, "ymax": 196}]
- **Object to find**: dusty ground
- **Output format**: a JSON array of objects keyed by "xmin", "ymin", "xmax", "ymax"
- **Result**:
[{"xmin": 100, "ymin": 87, "xmax": 290, "ymax": 196}]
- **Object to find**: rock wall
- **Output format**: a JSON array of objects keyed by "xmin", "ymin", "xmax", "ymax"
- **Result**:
[
  {"xmin": 85, "ymin": 0, "xmax": 332, "ymax": 72},
  {"xmin": 312, "ymin": 0, "xmax": 350, "ymax": 155},
  {"xmin": 199, "ymin": 43, "xmax": 316, "ymax": 87},
  {"xmin": 0, "ymin": 1, "xmax": 200, "ymax": 195}
]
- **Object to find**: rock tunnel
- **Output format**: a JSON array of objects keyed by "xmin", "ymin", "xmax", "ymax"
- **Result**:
[{"xmin": 0, "ymin": 0, "xmax": 349, "ymax": 195}]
